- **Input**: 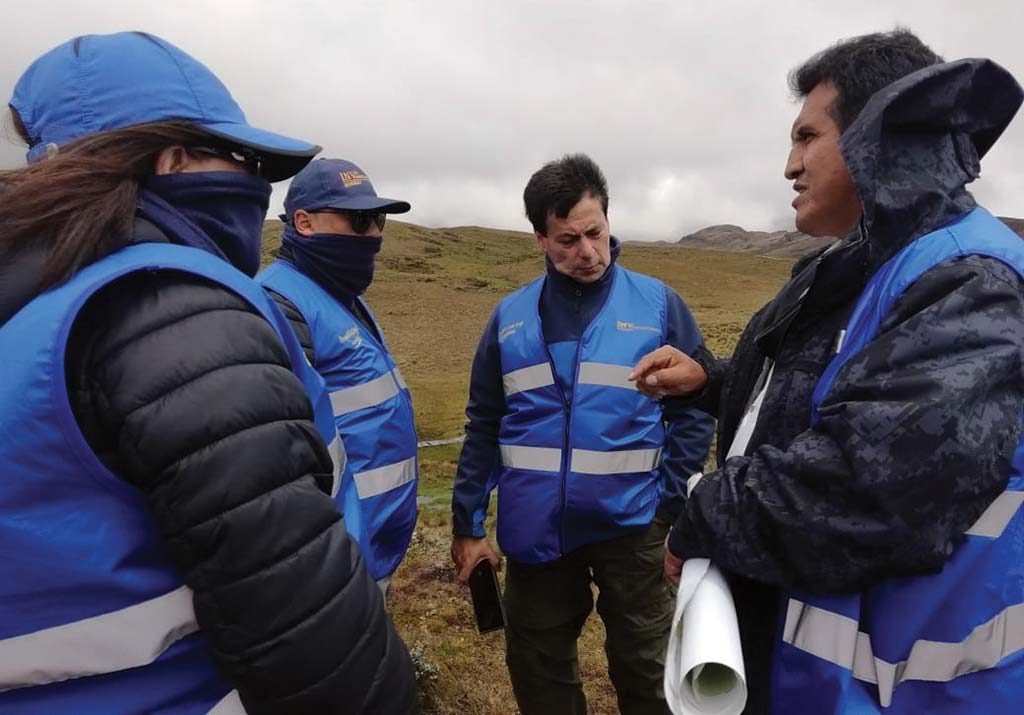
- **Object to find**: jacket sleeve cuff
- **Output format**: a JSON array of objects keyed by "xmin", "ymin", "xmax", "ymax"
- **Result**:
[
  {"xmin": 682, "ymin": 345, "xmax": 716, "ymax": 402},
  {"xmin": 451, "ymin": 524, "xmax": 486, "ymax": 538},
  {"xmin": 668, "ymin": 504, "xmax": 712, "ymax": 561}
]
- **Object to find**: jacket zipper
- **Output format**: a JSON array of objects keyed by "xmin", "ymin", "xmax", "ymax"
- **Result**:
[
  {"xmin": 543, "ymin": 271, "xmax": 617, "ymax": 557},
  {"xmin": 542, "ymin": 338, "xmax": 572, "ymax": 556}
]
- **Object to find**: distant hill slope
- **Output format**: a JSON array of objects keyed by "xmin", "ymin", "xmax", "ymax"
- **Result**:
[
  {"xmin": 1001, "ymin": 217, "xmax": 1024, "ymax": 237},
  {"xmin": 678, "ymin": 216, "xmax": 1024, "ymax": 258},
  {"xmin": 676, "ymin": 225, "xmax": 835, "ymax": 258}
]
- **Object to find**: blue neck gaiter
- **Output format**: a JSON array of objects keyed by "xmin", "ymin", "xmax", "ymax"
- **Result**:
[
  {"xmin": 138, "ymin": 171, "xmax": 271, "ymax": 277},
  {"xmin": 279, "ymin": 224, "xmax": 382, "ymax": 307}
]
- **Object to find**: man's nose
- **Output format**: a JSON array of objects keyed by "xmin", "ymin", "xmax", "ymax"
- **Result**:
[
  {"xmin": 784, "ymin": 146, "xmax": 802, "ymax": 181},
  {"xmin": 577, "ymin": 239, "xmax": 596, "ymax": 259}
]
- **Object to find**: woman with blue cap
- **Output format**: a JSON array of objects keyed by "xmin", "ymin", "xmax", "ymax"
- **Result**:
[{"xmin": 0, "ymin": 32, "xmax": 416, "ymax": 714}]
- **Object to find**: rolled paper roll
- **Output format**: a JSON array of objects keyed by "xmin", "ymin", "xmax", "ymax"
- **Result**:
[{"xmin": 664, "ymin": 559, "xmax": 747, "ymax": 715}]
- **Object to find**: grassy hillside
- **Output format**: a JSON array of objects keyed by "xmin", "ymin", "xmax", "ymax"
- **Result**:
[{"xmin": 260, "ymin": 220, "xmax": 794, "ymax": 714}]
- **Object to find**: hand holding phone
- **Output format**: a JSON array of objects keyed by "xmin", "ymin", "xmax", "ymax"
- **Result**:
[
  {"xmin": 451, "ymin": 535, "xmax": 501, "ymax": 584},
  {"xmin": 468, "ymin": 559, "xmax": 506, "ymax": 634}
]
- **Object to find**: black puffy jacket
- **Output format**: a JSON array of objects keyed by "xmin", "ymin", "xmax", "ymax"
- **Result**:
[
  {"xmin": 667, "ymin": 60, "xmax": 1024, "ymax": 714},
  {"xmin": 0, "ymin": 223, "xmax": 418, "ymax": 714}
]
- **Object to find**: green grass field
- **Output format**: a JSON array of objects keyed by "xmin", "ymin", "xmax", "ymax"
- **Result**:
[{"xmin": 261, "ymin": 220, "xmax": 794, "ymax": 713}]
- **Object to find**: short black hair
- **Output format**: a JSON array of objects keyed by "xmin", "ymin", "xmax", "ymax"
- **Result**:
[
  {"xmin": 523, "ymin": 153, "xmax": 609, "ymax": 235},
  {"xmin": 790, "ymin": 28, "xmax": 943, "ymax": 130}
]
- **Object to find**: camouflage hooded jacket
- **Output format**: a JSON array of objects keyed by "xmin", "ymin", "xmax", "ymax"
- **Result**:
[{"xmin": 667, "ymin": 59, "xmax": 1024, "ymax": 712}]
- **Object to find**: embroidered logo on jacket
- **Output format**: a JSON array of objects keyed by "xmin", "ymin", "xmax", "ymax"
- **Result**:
[
  {"xmin": 617, "ymin": 320, "xmax": 660, "ymax": 334},
  {"xmin": 498, "ymin": 321, "xmax": 525, "ymax": 343},
  {"xmin": 339, "ymin": 327, "xmax": 363, "ymax": 348}
]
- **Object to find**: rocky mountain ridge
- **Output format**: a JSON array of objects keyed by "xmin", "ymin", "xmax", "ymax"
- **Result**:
[{"xmin": 678, "ymin": 217, "xmax": 1024, "ymax": 258}]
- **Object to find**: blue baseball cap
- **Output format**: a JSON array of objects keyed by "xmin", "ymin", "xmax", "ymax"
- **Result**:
[
  {"xmin": 283, "ymin": 158, "xmax": 412, "ymax": 220},
  {"xmin": 10, "ymin": 31, "xmax": 321, "ymax": 181}
]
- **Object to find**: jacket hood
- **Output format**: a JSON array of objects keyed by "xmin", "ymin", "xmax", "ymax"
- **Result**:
[{"xmin": 840, "ymin": 58, "xmax": 1023, "ymax": 267}]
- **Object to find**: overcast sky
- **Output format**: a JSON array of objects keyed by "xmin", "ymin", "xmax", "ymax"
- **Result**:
[{"xmin": 3, "ymin": 0, "xmax": 1022, "ymax": 240}]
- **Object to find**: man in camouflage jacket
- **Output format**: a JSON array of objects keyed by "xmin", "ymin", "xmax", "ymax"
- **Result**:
[{"xmin": 630, "ymin": 29, "xmax": 1024, "ymax": 713}]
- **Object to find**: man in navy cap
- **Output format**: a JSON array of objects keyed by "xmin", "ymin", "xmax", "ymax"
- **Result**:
[{"xmin": 258, "ymin": 158, "xmax": 418, "ymax": 597}]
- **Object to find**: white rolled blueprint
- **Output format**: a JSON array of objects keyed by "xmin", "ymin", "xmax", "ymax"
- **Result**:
[{"xmin": 664, "ymin": 558, "xmax": 747, "ymax": 715}]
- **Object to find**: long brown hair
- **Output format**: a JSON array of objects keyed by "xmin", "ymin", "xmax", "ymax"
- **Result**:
[{"xmin": 0, "ymin": 114, "xmax": 211, "ymax": 287}]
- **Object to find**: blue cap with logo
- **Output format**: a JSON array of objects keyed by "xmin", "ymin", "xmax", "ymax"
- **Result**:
[
  {"xmin": 10, "ymin": 31, "xmax": 321, "ymax": 181},
  {"xmin": 283, "ymin": 158, "xmax": 411, "ymax": 220}
]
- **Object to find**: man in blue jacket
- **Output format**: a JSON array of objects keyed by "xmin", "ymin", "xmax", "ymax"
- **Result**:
[
  {"xmin": 633, "ymin": 30, "xmax": 1024, "ymax": 714},
  {"xmin": 258, "ymin": 158, "xmax": 418, "ymax": 597},
  {"xmin": 451, "ymin": 153, "xmax": 714, "ymax": 715}
]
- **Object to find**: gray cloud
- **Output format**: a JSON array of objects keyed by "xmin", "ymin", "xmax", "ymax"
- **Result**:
[{"xmin": 2, "ymin": 0, "xmax": 1022, "ymax": 239}]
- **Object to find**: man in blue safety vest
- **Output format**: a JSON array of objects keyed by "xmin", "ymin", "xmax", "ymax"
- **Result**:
[
  {"xmin": 451, "ymin": 153, "xmax": 715, "ymax": 715},
  {"xmin": 631, "ymin": 30, "xmax": 1024, "ymax": 714},
  {"xmin": 258, "ymin": 158, "xmax": 418, "ymax": 597}
]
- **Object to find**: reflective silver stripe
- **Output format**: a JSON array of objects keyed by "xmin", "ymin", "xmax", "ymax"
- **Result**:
[
  {"xmin": 783, "ymin": 600, "xmax": 892, "ymax": 701},
  {"xmin": 783, "ymin": 598, "xmax": 1024, "ymax": 707},
  {"xmin": 0, "ymin": 585, "xmax": 198, "ymax": 691},
  {"xmin": 727, "ymin": 360, "xmax": 774, "ymax": 460},
  {"xmin": 393, "ymin": 367, "xmax": 408, "ymax": 391},
  {"xmin": 330, "ymin": 373, "xmax": 399, "ymax": 416},
  {"xmin": 208, "ymin": 690, "xmax": 247, "ymax": 714},
  {"xmin": 577, "ymin": 362, "xmax": 637, "ymax": 391},
  {"xmin": 327, "ymin": 435, "xmax": 346, "ymax": 498},
  {"xmin": 499, "ymin": 445, "xmax": 562, "ymax": 472},
  {"xmin": 881, "ymin": 603, "xmax": 1024, "ymax": 702},
  {"xmin": 686, "ymin": 472, "xmax": 704, "ymax": 497},
  {"xmin": 502, "ymin": 363, "xmax": 555, "ymax": 396},
  {"xmin": 354, "ymin": 456, "xmax": 417, "ymax": 499},
  {"xmin": 783, "ymin": 599, "xmax": 863, "ymax": 672},
  {"xmin": 965, "ymin": 490, "xmax": 1024, "ymax": 538},
  {"xmin": 570, "ymin": 447, "xmax": 662, "ymax": 475}
]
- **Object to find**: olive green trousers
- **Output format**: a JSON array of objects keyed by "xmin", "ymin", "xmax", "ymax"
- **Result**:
[{"xmin": 504, "ymin": 519, "xmax": 673, "ymax": 715}]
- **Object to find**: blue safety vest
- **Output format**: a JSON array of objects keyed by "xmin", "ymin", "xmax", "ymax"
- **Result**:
[
  {"xmin": 493, "ymin": 266, "xmax": 668, "ymax": 563},
  {"xmin": 772, "ymin": 208, "xmax": 1024, "ymax": 713},
  {"xmin": 257, "ymin": 260, "xmax": 418, "ymax": 581},
  {"xmin": 0, "ymin": 242, "xmax": 344, "ymax": 714}
]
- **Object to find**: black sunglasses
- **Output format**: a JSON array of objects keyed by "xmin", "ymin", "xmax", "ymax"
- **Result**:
[
  {"xmin": 187, "ymin": 144, "xmax": 262, "ymax": 176},
  {"xmin": 317, "ymin": 209, "xmax": 387, "ymax": 234}
]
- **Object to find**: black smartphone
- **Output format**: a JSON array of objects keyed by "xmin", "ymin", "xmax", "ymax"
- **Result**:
[{"xmin": 468, "ymin": 559, "xmax": 506, "ymax": 634}]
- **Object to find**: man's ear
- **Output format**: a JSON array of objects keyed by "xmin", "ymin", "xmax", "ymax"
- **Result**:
[
  {"xmin": 153, "ymin": 146, "xmax": 190, "ymax": 175},
  {"xmin": 534, "ymin": 231, "xmax": 547, "ymax": 252},
  {"xmin": 293, "ymin": 209, "xmax": 316, "ymax": 237}
]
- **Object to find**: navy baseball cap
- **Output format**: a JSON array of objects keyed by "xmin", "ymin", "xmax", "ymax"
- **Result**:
[
  {"xmin": 10, "ymin": 31, "xmax": 321, "ymax": 181},
  {"xmin": 283, "ymin": 158, "xmax": 412, "ymax": 220}
]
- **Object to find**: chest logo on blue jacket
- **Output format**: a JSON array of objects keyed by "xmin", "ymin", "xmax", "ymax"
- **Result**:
[
  {"xmin": 498, "ymin": 320, "xmax": 525, "ymax": 343},
  {"xmin": 339, "ymin": 327, "xmax": 363, "ymax": 349},
  {"xmin": 617, "ymin": 320, "xmax": 659, "ymax": 334}
]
